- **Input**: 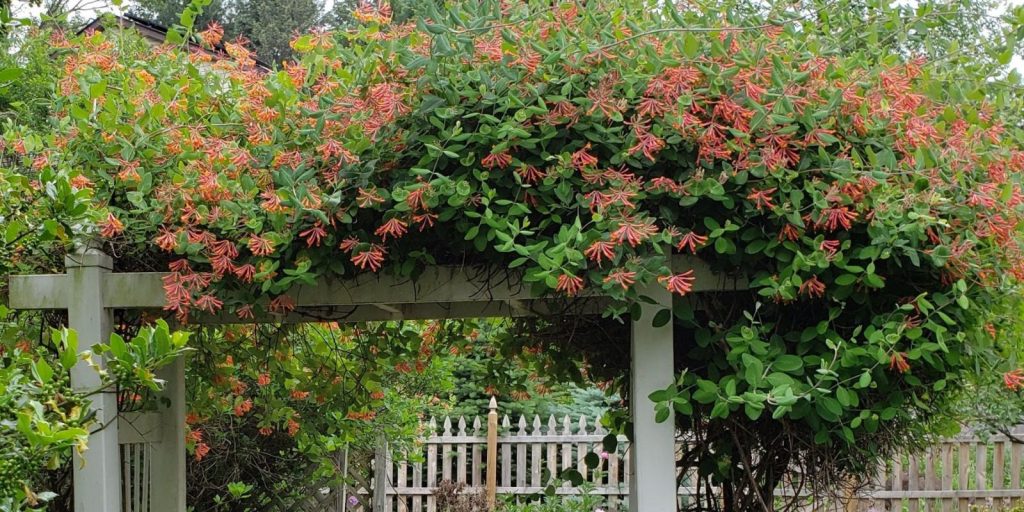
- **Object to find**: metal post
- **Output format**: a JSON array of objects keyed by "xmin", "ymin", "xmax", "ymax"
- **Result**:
[
  {"xmin": 150, "ymin": 356, "xmax": 186, "ymax": 511},
  {"xmin": 486, "ymin": 397, "xmax": 498, "ymax": 510},
  {"xmin": 629, "ymin": 284, "xmax": 677, "ymax": 511},
  {"xmin": 66, "ymin": 248, "xmax": 121, "ymax": 512}
]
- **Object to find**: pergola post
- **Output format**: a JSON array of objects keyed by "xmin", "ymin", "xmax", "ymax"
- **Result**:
[
  {"xmin": 630, "ymin": 284, "xmax": 677, "ymax": 511},
  {"xmin": 65, "ymin": 249, "xmax": 121, "ymax": 512},
  {"xmin": 150, "ymin": 356, "xmax": 186, "ymax": 512}
]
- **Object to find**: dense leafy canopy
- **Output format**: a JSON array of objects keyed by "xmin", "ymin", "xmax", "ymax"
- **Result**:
[{"xmin": 4, "ymin": 0, "xmax": 1024, "ymax": 509}]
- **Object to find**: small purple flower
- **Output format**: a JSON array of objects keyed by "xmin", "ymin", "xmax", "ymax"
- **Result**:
[
  {"xmin": 598, "ymin": 451, "xmax": 609, "ymax": 460},
  {"xmin": 348, "ymin": 495, "xmax": 359, "ymax": 507}
]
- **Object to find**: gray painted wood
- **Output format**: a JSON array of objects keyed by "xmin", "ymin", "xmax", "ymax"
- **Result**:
[
  {"xmin": 65, "ymin": 249, "xmax": 122, "ymax": 512},
  {"xmin": 150, "ymin": 357, "xmax": 186, "ymax": 512},
  {"xmin": 629, "ymin": 283, "xmax": 677, "ymax": 512}
]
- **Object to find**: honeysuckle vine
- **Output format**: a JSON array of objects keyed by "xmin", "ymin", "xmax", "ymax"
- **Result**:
[
  {"xmin": 3, "ymin": 0, "xmax": 1024, "ymax": 508},
  {"xmin": 5, "ymin": 0, "xmax": 1024, "ymax": 465}
]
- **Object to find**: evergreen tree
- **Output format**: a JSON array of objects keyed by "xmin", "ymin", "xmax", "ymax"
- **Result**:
[
  {"xmin": 129, "ymin": 0, "xmax": 324, "ymax": 64},
  {"xmin": 231, "ymin": 0, "xmax": 323, "ymax": 64}
]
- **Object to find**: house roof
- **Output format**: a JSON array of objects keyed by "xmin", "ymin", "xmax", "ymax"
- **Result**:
[{"xmin": 78, "ymin": 13, "xmax": 272, "ymax": 71}]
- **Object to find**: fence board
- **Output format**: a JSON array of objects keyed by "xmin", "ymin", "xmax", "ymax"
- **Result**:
[
  {"xmin": 530, "ymin": 416, "xmax": 542, "ymax": 488},
  {"xmin": 909, "ymin": 454, "xmax": 920, "ymax": 512},
  {"xmin": 471, "ymin": 416, "xmax": 482, "ymax": 488},
  {"xmin": 501, "ymin": 415, "xmax": 512, "ymax": 489}
]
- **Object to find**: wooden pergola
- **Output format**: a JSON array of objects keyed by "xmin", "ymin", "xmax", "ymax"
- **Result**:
[{"xmin": 10, "ymin": 247, "xmax": 743, "ymax": 512}]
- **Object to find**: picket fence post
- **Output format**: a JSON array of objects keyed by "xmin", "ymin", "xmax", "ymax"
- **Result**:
[{"xmin": 486, "ymin": 397, "xmax": 498, "ymax": 510}]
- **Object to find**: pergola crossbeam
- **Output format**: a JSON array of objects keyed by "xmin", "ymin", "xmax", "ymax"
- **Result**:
[{"xmin": 10, "ymin": 254, "xmax": 743, "ymax": 313}]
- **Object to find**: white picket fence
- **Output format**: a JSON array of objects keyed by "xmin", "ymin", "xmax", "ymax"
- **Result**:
[
  {"xmin": 376, "ymin": 414, "xmax": 632, "ymax": 512},
  {"xmin": 368, "ymin": 417, "xmax": 1024, "ymax": 512}
]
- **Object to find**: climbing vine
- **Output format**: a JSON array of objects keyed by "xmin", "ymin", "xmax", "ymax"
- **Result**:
[{"xmin": 5, "ymin": 0, "xmax": 1024, "ymax": 508}]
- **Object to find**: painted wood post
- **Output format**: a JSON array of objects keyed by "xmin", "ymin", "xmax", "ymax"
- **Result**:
[
  {"xmin": 629, "ymin": 283, "xmax": 677, "ymax": 512},
  {"xmin": 150, "ymin": 356, "xmax": 186, "ymax": 512},
  {"xmin": 486, "ymin": 397, "xmax": 498, "ymax": 510},
  {"xmin": 339, "ymin": 446, "xmax": 350, "ymax": 512},
  {"xmin": 66, "ymin": 248, "xmax": 122, "ymax": 512},
  {"xmin": 374, "ymin": 439, "xmax": 389, "ymax": 512}
]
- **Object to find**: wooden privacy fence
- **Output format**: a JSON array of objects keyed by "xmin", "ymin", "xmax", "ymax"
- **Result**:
[
  {"xmin": 366, "ymin": 418, "xmax": 1024, "ymax": 512},
  {"xmin": 856, "ymin": 426, "xmax": 1024, "ymax": 511}
]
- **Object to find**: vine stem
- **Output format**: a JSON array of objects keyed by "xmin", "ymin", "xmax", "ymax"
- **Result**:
[{"xmin": 730, "ymin": 426, "xmax": 773, "ymax": 512}]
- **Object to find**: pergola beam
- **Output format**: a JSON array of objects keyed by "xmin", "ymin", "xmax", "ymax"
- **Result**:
[{"xmin": 10, "ymin": 254, "xmax": 743, "ymax": 313}]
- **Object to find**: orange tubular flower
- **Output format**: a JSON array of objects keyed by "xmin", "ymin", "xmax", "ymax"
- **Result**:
[
  {"xmin": 676, "ymin": 232, "xmax": 708, "ymax": 254},
  {"xmin": 890, "ymin": 352, "xmax": 910, "ymax": 374},
  {"xmin": 375, "ymin": 218, "xmax": 408, "ymax": 241},
  {"xmin": 1004, "ymin": 369, "xmax": 1024, "ymax": 391},
  {"xmin": 799, "ymin": 275, "xmax": 826, "ymax": 298},
  {"xmin": 481, "ymin": 150, "xmax": 512, "ymax": 169},
  {"xmin": 300, "ymin": 222, "xmax": 327, "ymax": 247},
  {"xmin": 351, "ymin": 245, "xmax": 386, "ymax": 272},
  {"xmin": 820, "ymin": 240, "xmax": 840, "ymax": 259},
  {"xmin": 819, "ymin": 206, "xmax": 858, "ymax": 231},
  {"xmin": 247, "ymin": 235, "xmax": 275, "ymax": 256},
  {"xmin": 659, "ymin": 270, "xmax": 696, "ymax": 296},
  {"xmin": 746, "ymin": 188, "xmax": 777, "ymax": 211},
  {"xmin": 571, "ymin": 143, "xmax": 599, "ymax": 170},
  {"xmin": 584, "ymin": 240, "xmax": 617, "ymax": 266},
  {"xmin": 603, "ymin": 269, "xmax": 637, "ymax": 290},
  {"xmin": 194, "ymin": 443, "xmax": 210, "ymax": 461},
  {"xmin": 555, "ymin": 274, "xmax": 585, "ymax": 296},
  {"xmin": 100, "ymin": 213, "xmax": 125, "ymax": 238}
]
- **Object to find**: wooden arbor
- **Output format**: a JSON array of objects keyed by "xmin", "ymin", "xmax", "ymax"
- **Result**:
[{"xmin": 10, "ymin": 248, "xmax": 743, "ymax": 512}]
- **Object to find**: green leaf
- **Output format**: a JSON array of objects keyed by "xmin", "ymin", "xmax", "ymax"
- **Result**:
[
  {"xmin": 683, "ymin": 33, "xmax": 699, "ymax": 58},
  {"xmin": 773, "ymin": 355, "xmax": 803, "ymax": 373},
  {"xmin": 560, "ymin": 469, "xmax": 585, "ymax": 486},
  {"xmin": 741, "ymin": 353, "xmax": 764, "ymax": 386},
  {"xmin": 108, "ymin": 333, "xmax": 128, "ymax": 359},
  {"xmin": 654, "ymin": 406, "xmax": 670, "ymax": 423},
  {"xmin": 744, "ymin": 401, "xmax": 764, "ymax": 420},
  {"xmin": 602, "ymin": 433, "xmax": 618, "ymax": 454},
  {"xmin": 5, "ymin": 220, "xmax": 24, "ymax": 243},
  {"xmin": 652, "ymin": 308, "xmax": 672, "ymax": 328},
  {"xmin": 0, "ymin": 67, "xmax": 23, "ymax": 82},
  {"xmin": 33, "ymin": 359, "xmax": 54, "ymax": 384},
  {"xmin": 834, "ymin": 274, "xmax": 857, "ymax": 286},
  {"xmin": 710, "ymin": 401, "xmax": 730, "ymax": 419}
]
